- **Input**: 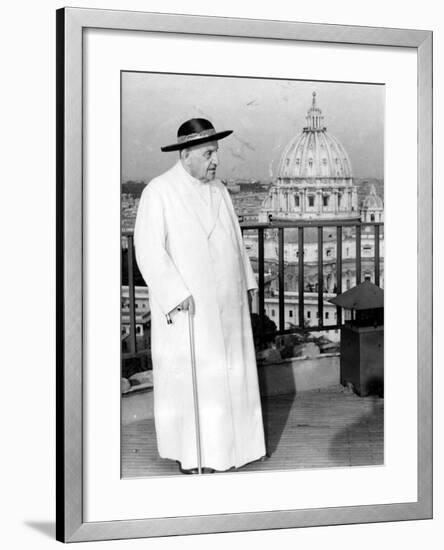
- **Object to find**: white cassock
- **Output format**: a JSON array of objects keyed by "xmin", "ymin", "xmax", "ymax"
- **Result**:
[{"xmin": 134, "ymin": 160, "xmax": 266, "ymax": 471}]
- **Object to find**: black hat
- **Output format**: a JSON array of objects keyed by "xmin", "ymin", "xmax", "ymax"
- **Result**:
[{"xmin": 160, "ymin": 118, "xmax": 233, "ymax": 152}]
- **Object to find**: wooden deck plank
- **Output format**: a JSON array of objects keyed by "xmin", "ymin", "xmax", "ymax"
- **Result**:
[{"xmin": 122, "ymin": 388, "xmax": 384, "ymax": 477}]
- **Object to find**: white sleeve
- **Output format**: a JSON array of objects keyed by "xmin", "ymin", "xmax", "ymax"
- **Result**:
[
  {"xmin": 134, "ymin": 185, "xmax": 190, "ymax": 315},
  {"xmin": 222, "ymin": 186, "xmax": 258, "ymax": 292}
]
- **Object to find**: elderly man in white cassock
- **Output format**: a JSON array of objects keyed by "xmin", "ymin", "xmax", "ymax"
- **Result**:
[{"xmin": 134, "ymin": 118, "xmax": 266, "ymax": 474}]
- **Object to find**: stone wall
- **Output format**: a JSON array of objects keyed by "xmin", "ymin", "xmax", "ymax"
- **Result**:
[{"xmin": 258, "ymin": 353, "xmax": 340, "ymax": 396}]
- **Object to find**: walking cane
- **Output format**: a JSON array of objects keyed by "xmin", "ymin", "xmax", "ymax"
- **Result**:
[{"xmin": 187, "ymin": 307, "xmax": 203, "ymax": 475}]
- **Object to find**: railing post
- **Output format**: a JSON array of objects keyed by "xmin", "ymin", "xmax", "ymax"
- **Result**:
[
  {"xmin": 278, "ymin": 227, "xmax": 285, "ymax": 332},
  {"xmin": 298, "ymin": 227, "xmax": 304, "ymax": 329},
  {"xmin": 258, "ymin": 228, "xmax": 265, "ymax": 333},
  {"xmin": 127, "ymin": 234, "xmax": 137, "ymax": 354},
  {"xmin": 374, "ymin": 224, "xmax": 380, "ymax": 286},
  {"xmin": 336, "ymin": 226, "xmax": 343, "ymax": 325},
  {"xmin": 317, "ymin": 226, "xmax": 323, "ymax": 328},
  {"xmin": 356, "ymin": 224, "xmax": 361, "ymax": 285}
]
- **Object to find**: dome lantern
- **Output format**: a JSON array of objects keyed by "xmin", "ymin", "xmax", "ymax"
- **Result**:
[{"xmin": 304, "ymin": 92, "xmax": 326, "ymax": 132}]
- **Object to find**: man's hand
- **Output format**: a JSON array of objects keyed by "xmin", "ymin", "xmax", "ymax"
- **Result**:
[{"xmin": 175, "ymin": 296, "xmax": 195, "ymax": 315}]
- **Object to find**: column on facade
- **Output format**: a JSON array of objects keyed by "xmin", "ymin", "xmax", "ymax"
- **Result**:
[
  {"xmin": 333, "ymin": 189, "xmax": 338, "ymax": 214},
  {"xmin": 280, "ymin": 189, "xmax": 285, "ymax": 211},
  {"xmin": 352, "ymin": 187, "xmax": 358, "ymax": 212},
  {"xmin": 291, "ymin": 190, "xmax": 295, "ymax": 212},
  {"xmin": 300, "ymin": 187, "xmax": 306, "ymax": 214},
  {"xmin": 316, "ymin": 189, "xmax": 322, "ymax": 215}
]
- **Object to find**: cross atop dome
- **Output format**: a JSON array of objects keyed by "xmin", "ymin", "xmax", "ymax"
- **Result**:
[{"xmin": 304, "ymin": 91, "xmax": 326, "ymax": 132}]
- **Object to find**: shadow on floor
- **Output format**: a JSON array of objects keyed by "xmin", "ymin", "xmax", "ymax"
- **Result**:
[
  {"xmin": 261, "ymin": 393, "xmax": 296, "ymax": 457},
  {"xmin": 328, "ymin": 395, "xmax": 384, "ymax": 466},
  {"xmin": 259, "ymin": 363, "xmax": 297, "ymax": 458}
]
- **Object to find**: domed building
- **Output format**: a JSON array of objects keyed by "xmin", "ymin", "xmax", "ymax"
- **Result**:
[
  {"xmin": 260, "ymin": 92, "xmax": 359, "ymax": 221},
  {"xmin": 361, "ymin": 184, "xmax": 384, "ymax": 223}
]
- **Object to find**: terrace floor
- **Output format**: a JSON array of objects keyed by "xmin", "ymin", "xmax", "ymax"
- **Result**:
[{"xmin": 121, "ymin": 385, "xmax": 383, "ymax": 477}]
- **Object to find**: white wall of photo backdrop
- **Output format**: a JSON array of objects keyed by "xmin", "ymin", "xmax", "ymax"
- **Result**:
[{"xmin": 2, "ymin": 0, "xmax": 442, "ymax": 549}]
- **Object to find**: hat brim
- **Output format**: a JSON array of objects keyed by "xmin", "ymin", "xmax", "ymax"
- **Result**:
[{"xmin": 160, "ymin": 130, "xmax": 233, "ymax": 152}]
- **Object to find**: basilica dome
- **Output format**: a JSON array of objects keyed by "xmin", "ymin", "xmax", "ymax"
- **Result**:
[
  {"xmin": 259, "ymin": 91, "xmax": 359, "ymax": 222},
  {"xmin": 277, "ymin": 92, "xmax": 352, "ymax": 181}
]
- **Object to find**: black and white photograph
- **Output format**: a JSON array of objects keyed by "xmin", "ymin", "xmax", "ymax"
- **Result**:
[
  {"xmin": 2, "ymin": 0, "xmax": 436, "ymax": 546},
  {"xmin": 120, "ymin": 73, "xmax": 385, "ymax": 478}
]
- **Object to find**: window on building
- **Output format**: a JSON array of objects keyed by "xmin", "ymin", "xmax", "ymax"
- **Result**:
[
  {"xmin": 271, "ymin": 309, "xmax": 275, "ymax": 317},
  {"xmin": 326, "ymin": 248, "xmax": 333, "ymax": 257},
  {"xmin": 295, "ymin": 158, "xmax": 300, "ymax": 165},
  {"xmin": 371, "ymin": 213, "xmax": 375, "ymax": 222},
  {"xmin": 325, "ymin": 312, "xmax": 329, "ymax": 319},
  {"xmin": 136, "ymin": 326, "xmax": 141, "ymax": 334},
  {"xmin": 323, "ymin": 195, "xmax": 328, "ymax": 207},
  {"xmin": 308, "ymin": 195, "xmax": 315, "ymax": 207},
  {"xmin": 308, "ymin": 158, "xmax": 313, "ymax": 167},
  {"xmin": 346, "ymin": 279, "xmax": 351, "ymax": 290},
  {"xmin": 307, "ymin": 311, "xmax": 311, "ymax": 319},
  {"xmin": 295, "ymin": 195, "xmax": 300, "ymax": 207},
  {"xmin": 289, "ymin": 310, "xmax": 293, "ymax": 318}
]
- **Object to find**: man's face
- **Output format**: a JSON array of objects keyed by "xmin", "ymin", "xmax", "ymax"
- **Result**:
[{"xmin": 182, "ymin": 141, "xmax": 219, "ymax": 183}]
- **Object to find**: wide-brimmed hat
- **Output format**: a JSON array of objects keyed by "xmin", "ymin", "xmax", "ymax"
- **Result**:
[{"xmin": 160, "ymin": 118, "xmax": 233, "ymax": 152}]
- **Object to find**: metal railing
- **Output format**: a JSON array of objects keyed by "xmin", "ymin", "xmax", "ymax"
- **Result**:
[
  {"xmin": 121, "ymin": 220, "xmax": 383, "ymax": 360},
  {"xmin": 121, "ymin": 233, "xmax": 147, "ymax": 361},
  {"xmin": 241, "ymin": 219, "xmax": 383, "ymax": 335}
]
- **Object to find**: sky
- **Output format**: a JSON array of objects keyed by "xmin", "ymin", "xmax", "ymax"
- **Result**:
[{"xmin": 121, "ymin": 72, "xmax": 384, "ymax": 183}]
